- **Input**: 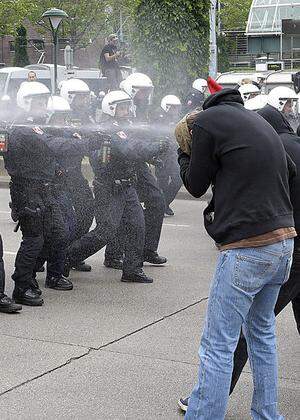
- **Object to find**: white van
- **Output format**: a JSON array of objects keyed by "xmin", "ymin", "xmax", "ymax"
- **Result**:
[
  {"xmin": 0, "ymin": 67, "xmax": 52, "ymax": 104},
  {"xmin": 26, "ymin": 64, "xmax": 107, "ymax": 94},
  {"xmin": 0, "ymin": 65, "xmax": 108, "ymax": 105}
]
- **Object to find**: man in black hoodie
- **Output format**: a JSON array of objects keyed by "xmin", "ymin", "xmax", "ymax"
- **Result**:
[
  {"xmin": 179, "ymin": 88, "xmax": 295, "ymax": 420},
  {"xmin": 224, "ymin": 101, "xmax": 300, "ymax": 397}
]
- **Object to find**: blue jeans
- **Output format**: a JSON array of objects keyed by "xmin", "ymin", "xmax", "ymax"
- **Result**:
[{"xmin": 185, "ymin": 239, "xmax": 294, "ymax": 420}]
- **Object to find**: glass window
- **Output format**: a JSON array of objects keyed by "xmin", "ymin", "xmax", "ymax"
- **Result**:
[
  {"xmin": 249, "ymin": 7, "xmax": 276, "ymax": 32},
  {"xmin": 9, "ymin": 41, "xmax": 15, "ymax": 52},
  {"xmin": 247, "ymin": 1, "xmax": 300, "ymax": 33},
  {"xmin": 279, "ymin": 0, "xmax": 300, "ymax": 4}
]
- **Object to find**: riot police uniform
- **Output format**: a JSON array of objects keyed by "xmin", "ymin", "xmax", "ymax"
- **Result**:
[
  {"xmin": 59, "ymin": 79, "xmax": 97, "ymax": 272},
  {"xmin": 182, "ymin": 78, "xmax": 208, "ymax": 114},
  {"xmin": 66, "ymin": 117, "xmax": 163, "ymax": 283},
  {"xmin": 4, "ymin": 125, "xmax": 105, "ymax": 305},
  {"xmin": 105, "ymin": 74, "xmax": 168, "ymax": 266}
]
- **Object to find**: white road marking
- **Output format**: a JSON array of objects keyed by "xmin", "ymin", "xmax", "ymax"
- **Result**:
[
  {"xmin": 163, "ymin": 223, "xmax": 190, "ymax": 228},
  {"xmin": 0, "ymin": 211, "xmax": 10, "ymax": 214},
  {"xmin": 4, "ymin": 251, "xmax": 16, "ymax": 255}
]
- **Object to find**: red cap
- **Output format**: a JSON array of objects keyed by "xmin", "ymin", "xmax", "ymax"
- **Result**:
[{"xmin": 207, "ymin": 76, "xmax": 222, "ymax": 94}]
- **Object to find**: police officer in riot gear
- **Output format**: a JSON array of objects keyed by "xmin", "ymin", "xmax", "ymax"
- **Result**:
[
  {"xmin": 120, "ymin": 72, "xmax": 154, "ymax": 122},
  {"xmin": 60, "ymin": 78, "xmax": 95, "ymax": 125},
  {"xmin": 4, "ymin": 117, "xmax": 107, "ymax": 305},
  {"xmin": 238, "ymin": 83, "xmax": 261, "ymax": 103},
  {"xmin": 16, "ymin": 81, "xmax": 51, "ymax": 124},
  {"xmin": 59, "ymin": 78, "xmax": 96, "ymax": 272},
  {"xmin": 183, "ymin": 78, "xmax": 207, "ymax": 114},
  {"xmin": 106, "ymin": 73, "xmax": 167, "ymax": 266},
  {"xmin": 154, "ymin": 95, "xmax": 183, "ymax": 216},
  {"xmin": 66, "ymin": 90, "xmax": 168, "ymax": 282},
  {"xmin": 46, "ymin": 95, "xmax": 72, "ymax": 126},
  {"xmin": 267, "ymin": 86, "xmax": 299, "ymax": 132}
]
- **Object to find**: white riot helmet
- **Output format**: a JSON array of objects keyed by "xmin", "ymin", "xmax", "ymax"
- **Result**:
[
  {"xmin": 238, "ymin": 84, "xmax": 260, "ymax": 102},
  {"xmin": 267, "ymin": 86, "xmax": 299, "ymax": 113},
  {"xmin": 102, "ymin": 90, "xmax": 133, "ymax": 117},
  {"xmin": 121, "ymin": 72, "xmax": 154, "ymax": 99},
  {"xmin": 17, "ymin": 81, "xmax": 50, "ymax": 112},
  {"xmin": 161, "ymin": 95, "xmax": 181, "ymax": 112},
  {"xmin": 47, "ymin": 96, "xmax": 71, "ymax": 125},
  {"xmin": 244, "ymin": 94, "xmax": 268, "ymax": 111},
  {"xmin": 192, "ymin": 78, "xmax": 208, "ymax": 93},
  {"xmin": 47, "ymin": 96, "xmax": 71, "ymax": 113},
  {"xmin": 60, "ymin": 78, "xmax": 90, "ymax": 105}
]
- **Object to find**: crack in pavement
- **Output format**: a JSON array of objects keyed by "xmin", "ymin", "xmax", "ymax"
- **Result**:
[
  {"xmin": 0, "ymin": 333, "xmax": 91, "ymax": 349},
  {"xmin": 0, "ymin": 297, "xmax": 208, "ymax": 397}
]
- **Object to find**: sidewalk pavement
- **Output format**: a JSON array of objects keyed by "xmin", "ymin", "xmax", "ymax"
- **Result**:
[{"xmin": 0, "ymin": 196, "xmax": 298, "ymax": 419}]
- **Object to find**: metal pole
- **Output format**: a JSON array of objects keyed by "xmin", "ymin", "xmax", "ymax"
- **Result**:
[
  {"xmin": 209, "ymin": 0, "xmax": 218, "ymax": 78},
  {"xmin": 53, "ymin": 30, "xmax": 58, "ymax": 94},
  {"xmin": 217, "ymin": 1, "xmax": 221, "ymax": 35},
  {"xmin": 119, "ymin": 9, "xmax": 124, "ymax": 42}
]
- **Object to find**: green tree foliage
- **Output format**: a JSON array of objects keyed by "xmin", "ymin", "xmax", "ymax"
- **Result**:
[
  {"xmin": 131, "ymin": 0, "xmax": 210, "ymax": 99},
  {"xmin": 25, "ymin": 0, "xmax": 140, "ymax": 50},
  {"xmin": 0, "ymin": 0, "xmax": 31, "ymax": 36},
  {"xmin": 13, "ymin": 25, "xmax": 30, "ymax": 66},
  {"xmin": 220, "ymin": 0, "xmax": 253, "ymax": 31}
]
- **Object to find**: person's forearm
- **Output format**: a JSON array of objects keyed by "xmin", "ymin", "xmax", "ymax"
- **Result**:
[{"xmin": 105, "ymin": 54, "xmax": 117, "ymax": 62}]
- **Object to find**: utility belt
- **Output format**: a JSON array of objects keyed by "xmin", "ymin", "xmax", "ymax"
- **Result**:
[
  {"xmin": 9, "ymin": 177, "xmax": 59, "ymax": 232},
  {"xmin": 95, "ymin": 174, "xmax": 137, "ymax": 195}
]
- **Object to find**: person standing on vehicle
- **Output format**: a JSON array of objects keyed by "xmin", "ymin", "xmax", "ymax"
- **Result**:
[{"xmin": 99, "ymin": 34, "xmax": 122, "ymax": 91}]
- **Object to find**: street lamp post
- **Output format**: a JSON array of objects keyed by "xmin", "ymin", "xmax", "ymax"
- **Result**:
[{"xmin": 42, "ymin": 8, "xmax": 68, "ymax": 94}]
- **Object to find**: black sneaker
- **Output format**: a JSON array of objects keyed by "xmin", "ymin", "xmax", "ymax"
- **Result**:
[
  {"xmin": 0, "ymin": 294, "xmax": 22, "ymax": 313},
  {"xmin": 45, "ymin": 276, "xmax": 73, "ymax": 291},
  {"xmin": 71, "ymin": 261, "xmax": 92, "ymax": 272},
  {"xmin": 165, "ymin": 206, "xmax": 174, "ymax": 216},
  {"xmin": 104, "ymin": 258, "xmax": 123, "ymax": 270},
  {"xmin": 121, "ymin": 269, "xmax": 153, "ymax": 283},
  {"xmin": 144, "ymin": 251, "xmax": 167, "ymax": 265},
  {"xmin": 178, "ymin": 397, "xmax": 189, "ymax": 412},
  {"xmin": 12, "ymin": 287, "xmax": 44, "ymax": 306}
]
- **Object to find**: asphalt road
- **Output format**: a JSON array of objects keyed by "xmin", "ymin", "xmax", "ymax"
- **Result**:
[{"xmin": 0, "ymin": 188, "xmax": 299, "ymax": 419}]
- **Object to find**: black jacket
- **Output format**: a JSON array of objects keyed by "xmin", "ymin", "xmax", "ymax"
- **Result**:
[
  {"xmin": 90, "ymin": 120, "xmax": 163, "ymax": 182},
  {"xmin": 258, "ymin": 105, "xmax": 300, "ymax": 234},
  {"xmin": 4, "ymin": 125, "xmax": 101, "ymax": 183},
  {"xmin": 178, "ymin": 89, "xmax": 294, "ymax": 245}
]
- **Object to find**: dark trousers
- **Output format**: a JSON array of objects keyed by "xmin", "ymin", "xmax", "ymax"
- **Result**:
[
  {"xmin": 10, "ymin": 181, "xmax": 68, "ymax": 289},
  {"xmin": 35, "ymin": 188, "xmax": 76, "ymax": 275},
  {"xmin": 67, "ymin": 181, "xmax": 145, "ymax": 273},
  {"xmin": 155, "ymin": 154, "xmax": 182, "ymax": 208},
  {"xmin": 66, "ymin": 177, "xmax": 94, "ymax": 241},
  {"xmin": 105, "ymin": 164, "xmax": 165, "ymax": 260},
  {"xmin": 230, "ymin": 242, "xmax": 300, "ymax": 394},
  {"xmin": 103, "ymin": 67, "xmax": 122, "ymax": 91},
  {"xmin": 0, "ymin": 234, "xmax": 5, "ymax": 294}
]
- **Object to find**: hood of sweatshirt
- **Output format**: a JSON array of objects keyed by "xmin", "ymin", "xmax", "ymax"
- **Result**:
[
  {"xmin": 202, "ymin": 88, "xmax": 244, "ymax": 110},
  {"xmin": 257, "ymin": 105, "xmax": 294, "ymax": 135}
]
